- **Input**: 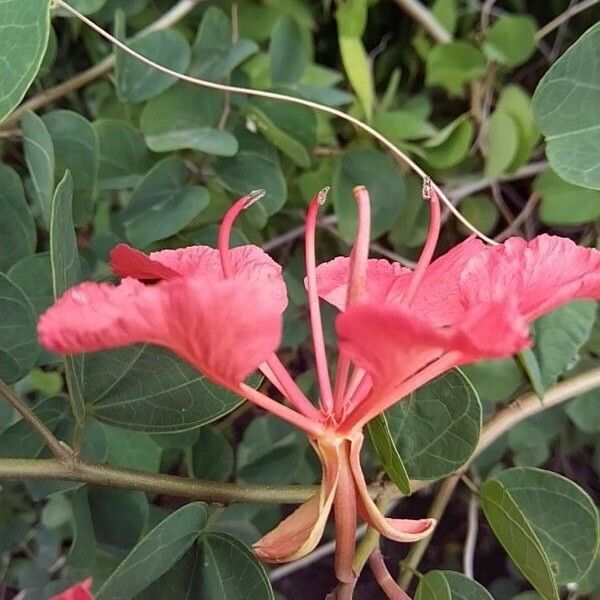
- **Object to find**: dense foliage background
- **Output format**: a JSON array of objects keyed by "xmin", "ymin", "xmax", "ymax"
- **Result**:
[{"xmin": 0, "ymin": 0, "xmax": 599, "ymax": 598}]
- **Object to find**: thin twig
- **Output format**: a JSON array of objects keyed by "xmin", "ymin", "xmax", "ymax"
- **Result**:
[
  {"xmin": 0, "ymin": 458, "xmax": 314, "ymax": 504},
  {"xmin": 536, "ymin": 0, "xmax": 600, "ymax": 40},
  {"xmin": 50, "ymin": 0, "xmax": 497, "ymax": 245},
  {"xmin": 0, "ymin": 0, "xmax": 203, "ymax": 129},
  {"xmin": 370, "ymin": 550, "xmax": 412, "ymax": 600},
  {"xmin": 391, "ymin": 0, "xmax": 453, "ymax": 43},
  {"xmin": 0, "ymin": 380, "xmax": 72, "ymax": 461},
  {"xmin": 494, "ymin": 194, "xmax": 539, "ymax": 242},
  {"xmin": 398, "ymin": 473, "xmax": 461, "ymax": 589},
  {"xmin": 462, "ymin": 469, "xmax": 481, "ymax": 579}
]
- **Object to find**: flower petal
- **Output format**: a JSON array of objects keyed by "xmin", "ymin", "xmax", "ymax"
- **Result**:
[
  {"xmin": 110, "ymin": 244, "xmax": 179, "ymax": 280},
  {"xmin": 253, "ymin": 438, "xmax": 341, "ymax": 563},
  {"xmin": 111, "ymin": 244, "xmax": 288, "ymax": 312},
  {"xmin": 337, "ymin": 302, "xmax": 529, "ymax": 392},
  {"xmin": 50, "ymin": 579, "xmax": 93, "ymax": 600},
  {"xmin": 314, "ymin": 257, "xmax": 409, "ymax": 311},
  {"xmin": 349, "ymin": 434, "xmax": 435, "ymax": 542},
  {"xmin": 315, "ymin": 238, "xmax": 484, "ymax": 327},
  {"xmin": 460, "ymin": 235, "xmax": 600, "ymax": 322},
  {"xmin": 38, "ymin": 276, "xmax": 282, "ymax": 390},
  {"xmin": 387, "ymin": 236, "xmax": 485, "ymax": 326}
]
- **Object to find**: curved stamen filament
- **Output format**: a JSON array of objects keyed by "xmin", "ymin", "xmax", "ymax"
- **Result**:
[
  {"xmin": 239, "ymin": 383, "xmax": 325, "ymax": 437},
  {"xmin": 333, "ymin": 186, "xmax": 372, "ymax": 418},
  {"xmin": 305, "ymin": 187, "xmax": 335, "ymax": 414},
  {"xmin": 218, "ymin": 189, "xmax": 265, "ymax": 277},
  {"xmin": 403, "ymin": 180, "xmax": 441, "ymax": 307},
  {"xmin": 340, "ymin": 351, "xmax": 461, "ymax": 435},
  {"xmin": 219, "ymin": 191, "xmax": 322, "ymax": 422}
]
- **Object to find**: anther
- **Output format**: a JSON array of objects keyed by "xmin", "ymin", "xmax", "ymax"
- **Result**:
[
  {"xmin": 243, "ymin": 189, "xmax": 266, "ymax": 208},
  {"xmin": 317, "ymin": 186, "xmax": 330, "ymax": 205}
]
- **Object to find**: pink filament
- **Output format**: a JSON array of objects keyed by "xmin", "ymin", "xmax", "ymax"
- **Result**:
[
  {"xmin": 339, "ymin": 351, "xmax": 462, "ymax": 434},
  {"xmin": 403, "ymin": 183, "xmax": 441, "ymax": 307},
  {"xmin": 218, "ymin": 192, "xmax": 322, "ymax": 423},
  {"xmin": 305, "ymin": 188, "xmax": 335, "ymax": 414}
]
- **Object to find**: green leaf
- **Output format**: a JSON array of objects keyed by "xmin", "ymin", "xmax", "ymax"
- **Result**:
[
  {"xmin": 386, "ymin": 370, "xmax": 481, "ymax": 480},
  {"xmin": 86, "ymin": 345, "xmax": 243, "ymax": 433},
  {"xmin": 0, "ymin": 396, "xmax": 68, "ymax": 458},
  {"xmin": 95, "ymin": 119, "xmax": 152, "ymax": 190},
  {"xmin": 496, "ymin": 85, "xmax": 539, "ymax": 171},
  {"xmin": 484, "ymin": 16, "xmax": 537, "ymax": 67},
  {"xmin": 461, "ymin": 358, "xmax": 523, "ymax": 403},
  {"xmin": 458, "ymin": 194, "xmax": 499, "ymax": 235},
  {"xmin": 215, "ymin": 131, "xmax": 287, "ymax": 218},
  {"xmin": 120, "ymin": 157, "xmax": 209, "ymax": 248},
  {"xmin": 116, "ymin": 29, "xmax": 191, "ymax": 103},
  {"xmin": 43, "ymin": 110, "xmax": 99, "ymax": 225},
  {"xmin": 531, "ymin": 300, "xmax": 596, "ymax": 389},
  {"xmin": 248, "ymin": 97, "xmax": 316, "ymax": 167},
  {"xmin": 97, "ymin": 503, "xmax": 209, "ymax": 600},
  {"xmin": 21, "ymin": 110, "xmax": 55, "ymax": 225},
  {"xmin": 197, "ymin": 532, "xmax": 274, "ymax": 600},
  {"xmin": 486, "ymin": 468, "xmax": 599, "ymax": 585},
  {"xmin": 534, "ymin": 170, "xmax": 600, "ymax": 226},
  {"xmin": 440, "ymin": 570, "xmax": 494, "ymax": 600},
  {"xmin": 480, "ymin": 477, "xmax": 559, "ymax": 600},
  {"xmin": 517, "ymin": 348, "xmax": 545, "ymax": 399},
  {"xmin": 336, "ymin": 0, "xmax": 367, "ymax": 37},
  {"xmin": 140, "ymin": 84, "xmax": 237, "ymax": 156},
  {"xmin": 0, "ymin": 164, "xmax": 36, "ymax": 271},
  {"xmin": 566, "ymin": 390, "xmax": 600, "ymax": 433},
  {"xmin": 532, "ymin": 23, "xmax": 600, "ymax": 190},
  {"xmin": 422, "ymin": 114, "xmax": 474, "ymax": 169},
  {"xmin": 415, "ymin": 570, "xmax": 452, "ymax": 600},
  {"xmin": 192, "ymin": 427, "xmax": 234, "ymax": 482},
  {"xmin": 68, "ymin": 487, "xmax": 97, "ymax": 571},
  {"xmin": 270, "ymin": 15, "xmax": 308, "ymax": 85},
  {"xmin": 485, "ymin": 111, "xmax": 519, "ymax": 177},
  {"xmin": 88, "ymin": 488, "xmax": 148, "ymax": 549},
  {"xmin": 333, "ymin": 149, "xmax": 405, "ymax": 240},
  {"xmin": 373, "ymin": 110, "xmax": 436, "ymax": 142},
  {"xmin": 191, "ymin": 7, "xmax": 258, "ymax": 81},
  {"xmin": 367, "ymin": 413, "xmax": 411, "ymax": 495},
  {"xmin": 338, "ymin": 37, "xmax": 374, "ymax": 120},
  {"xmin": 102, "ymin": 424, "xmax": 162, "ymax": 472},
  {"xmin": 0, "ymin": 272, "xmax": 39, "ymax": 383},
  {"xmin": 0, "ymin": 0, "xmax": 50, "ymax": 123},
  {"xmin": 49, "ymin": 172, "xmax": 85, "ymax": 426},
  {"xmin": 8, "ymin": 253, "xmax": 54, "ymax": 315},
  {"xmin": 426, "ymin": 42, "xmax": 486, "ymax": 96},
  {"xmin": 237, "ymin": 416, "xmax": 308, "ymax": 485},
  {"xmin": 417, "ymin": 570, "xmax": 494, "ymax": 600}
]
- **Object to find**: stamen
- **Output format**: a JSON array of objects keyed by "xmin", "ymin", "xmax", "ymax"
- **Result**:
[
  {"xmin": 346, "ymin": 186, "xmax": 371, "ymax": 306},
  {"xmin": 218, "ymin": 189, "xmax": 266, "ymax": 277},
  {"xmin": 305, "ymin": 187, "xmax": 335, "ymax": 414},
  {"xmin": 403, "ymin": 179, "xmax": 440, "ymax": 307},
  {"xmin": 333, "ymin": 186, "xmax": 372, "ymax": 418},
  {"xmin": 239, "ymin": 383, "xmax": 325, "ymax": 437},
  {"xmin": 219, "ymin": 190, "xmax": 322, "ymax": 422},
  {"xmin": 340, "ymin": 351, "xmax": 461, "ymax": 434}
]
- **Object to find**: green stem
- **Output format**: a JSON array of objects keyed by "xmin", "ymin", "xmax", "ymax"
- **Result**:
[
  {"xmin": 0, "ymin": 458, "xmax": 315, "ymax": 504},
  {"xmin": 0, "ymin": 379, "xmax": 72, "ymax": 461},
  {"xmin": 397, "ymin": 474, "xmax": 461, "ymax": 589}
]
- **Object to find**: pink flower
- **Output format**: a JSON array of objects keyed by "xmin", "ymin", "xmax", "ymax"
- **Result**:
[
  {"xmin": 49, "ymin": 579, "xmax": 93, "ymax": 600},
  {"xmin": 38, "ymin": 181, "xmax": 600, "ymax": 588}
]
